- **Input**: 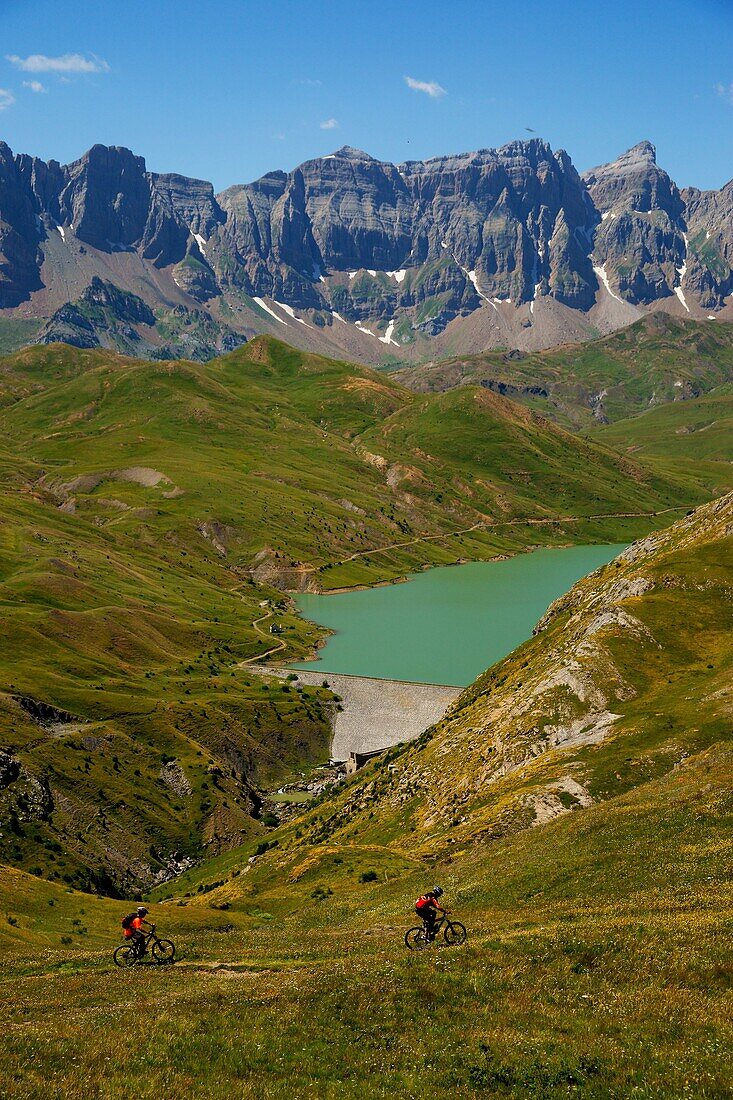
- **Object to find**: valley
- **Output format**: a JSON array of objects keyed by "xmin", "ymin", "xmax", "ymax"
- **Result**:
[
  {"xmin": 1, "ymin": 491, "xmax": 730, "ymax": 1098},
  {"xmin": 3, "ymin": 5, "xmax": 732, "ymax": 1094},
  {"xmin": 0, "ymin": 332, "xmax": 707, "ymax": 895},
  {"xmin": 0, "ymin": 282, "xmax": 731, "ymax": 1100}
]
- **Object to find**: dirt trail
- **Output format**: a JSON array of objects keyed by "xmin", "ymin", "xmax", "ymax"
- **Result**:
[
  {"xmin": 285, "ymin": 506, "xmax": 685, "ymax": 582},
  {"xmin": 232, "ymin": 602, "xmax": 288, "ymax": 666}
]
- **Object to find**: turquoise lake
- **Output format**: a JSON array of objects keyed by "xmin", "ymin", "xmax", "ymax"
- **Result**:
[{"xmin": 292, "ymin": 544, "xmax": 627, "ymax": 687}]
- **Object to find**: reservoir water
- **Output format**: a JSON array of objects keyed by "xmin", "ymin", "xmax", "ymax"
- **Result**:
[{"xmin": 292, "ymin": 544, "xmax": 626, "ymax": 687}]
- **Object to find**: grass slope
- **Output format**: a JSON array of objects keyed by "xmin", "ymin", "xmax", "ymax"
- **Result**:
[
  {"xmin": 393, "ymin": 313, "xmax": 733, "ymax": 431},
  {"xmin": 588, "ymin": 384, "xmax": 733, "ymax": 498},
  {"xmin": 0, "ymin": 498, "xmax": 731, "ymax": 1097}
]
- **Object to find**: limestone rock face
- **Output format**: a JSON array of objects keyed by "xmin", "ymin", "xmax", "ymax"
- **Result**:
[
  {"xmin": 57, "ymin": 144, "xmax": 152, "ymax": 250},
  {"xmin": 1, "ymin": 136, "xmax": 733, "ymax": 357},
  {"xmin": 681, "ymin": 180, "xmax": 733, "ymax": 308},
  {"xmin": 217, "ymin": 140, "xmax": 599, "ymax": 322},
  {"xmin": 583, "ymin": 142, "xmax": 688, "ymax": 304},
  {"xmin": 403, "ymin": 141, "xmax": 597, "ymax": 309},
  {"xmin": 0, "ymin": 142, "xmax": 43, "ymax": 306}
]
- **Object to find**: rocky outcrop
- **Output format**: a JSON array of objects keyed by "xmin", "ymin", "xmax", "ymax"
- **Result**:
[
  {"xmin": 39, "ymin": 277, "xmax": 154, "ymax": 349},
  {"xmin": 0, "ymin": 751, "xmax": 54, "ymax": 822},
  {"xmin": 39, "ymin": 277, "xmax": 244, "ymax": 360}
]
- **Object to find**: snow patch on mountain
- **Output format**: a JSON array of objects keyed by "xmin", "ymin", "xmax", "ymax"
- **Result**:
[
  {"xmin": 674, "ymin": 233, "xmax": 690, "ymax": 313},
  {"xmin": 275, "ymin": 301, "xmax": 313, "ymax": 327},
  {"xmin": 379, "ymin": 319, "xmax": 399, "ymax": 346},
  {"xmin": 467, "ymin": 269, "xmax": 499, "ymax": 311},
  {"xmin": 593, "ymin": 264, "xmax": 623, "ymax": 304},
  {"xmin": 253, "ymin": 297, "xmax": 288, "ymax": 325}
]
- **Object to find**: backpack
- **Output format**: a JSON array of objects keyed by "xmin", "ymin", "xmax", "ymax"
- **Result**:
[
  {"xmin": 415, "ymin": 895, "xmax": 431, "ymax": 911},
  {"xmin": 121, "ymin": 912, "xmax": 137, "ymax": 930}
]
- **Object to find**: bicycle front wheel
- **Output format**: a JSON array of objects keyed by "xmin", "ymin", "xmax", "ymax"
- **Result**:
[
  {"xmin": 443, "ymin": 921, "xmax": 467, "ymax": 947},
  {"xmin": 114, "ymin": 944, "xmax": 138, "ymax": 968},
  {"xmin": 152, "ymin": 938, "xmax": 176, "ymax": 964},
  {"xmin": 405, "ymin": 926, "xmax": 430, "ymax": 951}
]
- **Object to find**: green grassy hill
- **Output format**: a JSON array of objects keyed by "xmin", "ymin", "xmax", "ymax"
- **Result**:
[
  {"xmin": 0, "ymin": 497, "xmax": 731, "ymax": 1098},
  {"xmin": 392, "ymin": 313, "xmax": 733, "ymax": 431},
  {"xmin": 0, "ymin": 336, "xmax": 703, "ymax": 894},
  {"xmin": 588, "ymin": 384, "xmax": 733, "ymax": 498}
]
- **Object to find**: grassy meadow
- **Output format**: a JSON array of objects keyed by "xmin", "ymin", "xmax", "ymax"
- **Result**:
[{"xmin": 392, "ymin": 313, "xmax": 733, "ymax": 431}]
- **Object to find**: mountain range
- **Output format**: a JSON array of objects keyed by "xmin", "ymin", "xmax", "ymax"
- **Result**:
[{"xmin": 1, "ymin": 137, "xmax": 732, "ymax": 362}]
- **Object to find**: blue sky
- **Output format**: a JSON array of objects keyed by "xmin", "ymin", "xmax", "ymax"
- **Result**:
[{"xmin": 1, "ymin": 0, "xmax": 731, "ymax": 192}]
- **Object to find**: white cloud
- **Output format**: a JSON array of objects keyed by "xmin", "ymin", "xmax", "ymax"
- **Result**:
[
  {"xmin": 6, "ymin": 52, "xmax": 110, "ymax": 74},
  {"xmin": 0, "ymin": 88, "xmax": 15, "ymax": 111},
  {"xmin": 404, "ymin": 75, "xmax": 446, "ymax": 98},
  {"xmin": 715, "ymin": 81, "xmax": 733, "ymax": 105},
  {"xmin": 299, "ymin": 78, "xmax": 322, "ymax": 87},
  {"xmin": 320, "ymin": 117, "xmax": 338, "ymax": 130},
  {"xmin": 23, "ymin": 80, "xmax": 46, "ymax": 93}
]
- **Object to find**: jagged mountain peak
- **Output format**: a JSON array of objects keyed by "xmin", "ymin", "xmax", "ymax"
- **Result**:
[
  {"xmin": 401, "ymin": 137, "xmax": 556, "ymax": 172},
  {"xmin": 68, "ymin": 143, "xmax": 147, "ymax": 172},
  {"xmin": 586, "ymin": 141, "xmax": 657, "ymax": 174},
  {"xmin": 620, "ymin": 139, "xmax": 658, "ymax": 164},
  {"xmin": 328, "ymin": 145, "xmax": 376, "ymax": 162}
]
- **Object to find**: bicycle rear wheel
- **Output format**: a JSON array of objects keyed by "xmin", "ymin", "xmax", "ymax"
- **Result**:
[
  {"xmin": 152, "ymin": 938, "xmax": 176, "ymax": 964},
  {"xmin": 443, "ymin": 921, "xmax": 467, "ymax": 947},
  {"xmin": 114, "ymin": 944, "xmax": 138, "ymax": 968},
  {"xmin": 405, "ymin": 926, "xmax": 430, "ymax": 950}
]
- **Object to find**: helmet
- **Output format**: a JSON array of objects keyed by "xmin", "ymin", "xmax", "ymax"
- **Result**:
[
  {"xmin": 432, "ymin": 886, "xmax": 444, "ymax": 898},
  {"xmin": 136, "ymin": 906, "xmax": 148, "ymax": 916}
]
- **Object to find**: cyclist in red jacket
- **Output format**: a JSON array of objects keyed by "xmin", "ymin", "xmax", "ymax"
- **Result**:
[
  {"xmin": 414, "ymin": 886, "xmax": 445, "ymax": 941},
  {"xmin": 122, "ymin": 906, "xmax": 151, "ymax": 956}
]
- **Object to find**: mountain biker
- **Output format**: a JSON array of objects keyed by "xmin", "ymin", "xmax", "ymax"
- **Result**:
[
  {"xmin": 415, "ymin": 886, "xmax": 446, "ymax": 941},
  {"xmin": 122, "ymin": 905, "xmax": 151, "ymax": 956}
]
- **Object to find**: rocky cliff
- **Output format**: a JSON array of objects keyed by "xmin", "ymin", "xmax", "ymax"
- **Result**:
[{"xmin": 1, "ymin": 137, "xmax": 732, "ymax": 362}]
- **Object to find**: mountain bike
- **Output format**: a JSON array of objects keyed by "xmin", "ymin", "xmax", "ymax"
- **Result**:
[
  {"xmin": 405, "ymin": 911, "xmax": 467, "ymax": 950},
  {"xmin": 113, "ymin": 924, "xmax": 176, "ymax": 968}
]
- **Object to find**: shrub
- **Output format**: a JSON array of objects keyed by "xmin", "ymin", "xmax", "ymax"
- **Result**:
[{"xmin": 359, "ymin": 870, "xmax": 378, "ymax": 883}]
